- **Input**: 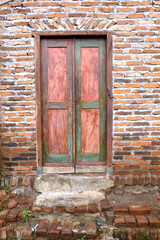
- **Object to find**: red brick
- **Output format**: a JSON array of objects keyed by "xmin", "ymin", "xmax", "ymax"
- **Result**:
[
  {"xmin": 113, "ymin": 229, "xmax": 120, "ymax": 238},
  {"xmin": 148, "ymin": 216, "xmax": 160, "ymax": 227},
  {"xmin": 0, "ymin": 210, "xmax": 10, "ymax": 220},
  {"xmin": 88, "ymin": 204, "xmax": 98, "ymax": 213},
  {"xmin": 86, "ymin": 221, "xmax": 97, "ymax": 238},
  {"xmin": 61, "ymin": 219, "xmax": 73, "ymax": 237},
  {"xmin": 125, "ymin": 216, "xmax": 136, "ymax": 227},
  {"xmin": 7, "ymin": 208, "xmax": 20, "ymax": 221},
  {"xmin": 0, "ymin": 220, "xmax": 6, "ymax": 227},
  {"xmin": 65, "ymin": 206, "xmax": 75, "ymax": 213},
  {"xmin": 115, "ymin": 217, "xmax": 125, "ymax": 227},
  {"xmin": 36, "ymin": 219, "xmax": 49, "ymax": 236},
  {"xmin": 55, "ymin": 206, "xmax": 65, "ymax": 212},
  {"xmin": 100, "ymin": 200, "xmax": 111, "ymax": 211},
  {"xmin": 156, "ymin": 194, "xmax": 160, "ymax": 200},
  {"xmin": 158, "ymin": 229, "xmax": 160, "ymax": 240},
  {"xmin": 8, "ymin": 224, "xmax": 15, "ymax": 239},
  {"xmin": 113, "ymin": 206, "xmax": 128, "ymax": 215},
  {"xmin": 73, "ymin": 222, "xmax": 86, "ymax": 238},
  {"xmin": 76, "ymin": 205, "xmax": 86, "ymax": 213},
  {"xmin": 49, "ymin": 219, "xmax": 62, "ymax": 237},
  {"xmin": 150, "ymin": 229, "xmax": 156, "ymax": 239},
  {"xmin": 43, "ymin": 207, "xmax": 53, "ymax": 213},
  {"xmin": 136, "ymin": 216, "xmax": 148, "ymax": 227},
  {"xmin": 129, "ymin": 205, "xmax": 151, "ymax": 215}
]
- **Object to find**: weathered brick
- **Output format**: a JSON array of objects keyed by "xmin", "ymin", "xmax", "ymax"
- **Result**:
[
  {"xmin": 49, "ymin": 219, "xmax": 62, "ymax": 237},
  {"xmin": 136, "ymin": 216, "xmax": 148, "ymax": 227},
  {"xmin": 125, "ymin": 216, "xmax": 136, "ymax": 227},
  {"xmin": 113, "ymin": 206, "xmax": 128, "ymax": 215},
  {"xmin": 61, "ymin": 219, "xmax": 73, "ymax": 237},
  {"xmin": 36, "ymin": 219, "xmax": 49, "ymax": 236},
  {"xmin": 115, "ymin": 217, "xmax": 125, "ymax": 227},
  {"xmin": 148, "ymin": 216, "xmax": 160, "ymax": 227},
  {"xmin": 129, "ymin": 205, "xmax": 151, "ymax": 215}
]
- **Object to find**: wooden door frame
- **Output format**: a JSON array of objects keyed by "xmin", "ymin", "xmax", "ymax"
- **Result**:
[{"xmin": 35, "ymin": 31, "xmax": 113, "ymax": 169}]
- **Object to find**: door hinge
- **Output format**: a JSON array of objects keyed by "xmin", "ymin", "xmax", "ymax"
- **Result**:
[{"xmin": 107, "ymin": 88, "xmax": 113, "ymax": 99}]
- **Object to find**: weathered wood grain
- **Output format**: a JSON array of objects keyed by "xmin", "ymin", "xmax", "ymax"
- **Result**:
[
  {"xmin": 81, "ymin": 47, "xmax": 100, "ymax": 102},
  {"xmin": 48, "ymin": 110, "xmax": 68, "ymax": 154},
  {"xmin": 48, "ymin": 48, "xmax": 67, "ymax": 103},
  {"xmin": 81, "ymin": 109, "xmax": 100, "ymax": 153}
]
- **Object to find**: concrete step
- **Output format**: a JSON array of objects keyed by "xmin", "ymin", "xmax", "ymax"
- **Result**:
[{"xmin": 33, "ymin": 174, "xmax": 113, "ymax": 207}]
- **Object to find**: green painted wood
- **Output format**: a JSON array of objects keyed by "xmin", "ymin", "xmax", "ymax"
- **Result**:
[
  {"xmin": 47, "ymin": 102, "xmax": 68, "ymax": 109},
  {"xmin": 75, "ymin": 39, "xmax": 106, "ymax": 163},
  {"xmin": 41, "ymin": 40, "xmax": 49, "ymax": 163},
  {"xmin": 75, "ymin": 40, "xmax": 82, "ymax": 161},
  {"xmin": 100, "ymin": 40, "xmax": 107, "ymax": 162},
  {"xmin": 67, "ymin": 41, "xmax": 73, "ymax": 163},
  {"xmin": 81, "ymin": 102, "xmax": 100, "ymax": 109},
  {"xmin": 47, "ymin": 154, "xmax": 69, "ymax": 163},
  {"xmin": 78, "ymin": 153, "xmax": 99, "ymax": 162}
]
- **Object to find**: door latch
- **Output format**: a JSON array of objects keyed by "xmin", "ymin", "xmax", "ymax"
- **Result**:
[{"xmin": 107, "ymin": 88, "xmax": 113, "ymax": 99}]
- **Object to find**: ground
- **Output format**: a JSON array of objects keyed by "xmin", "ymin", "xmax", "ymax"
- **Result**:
[{"xmin": 0, "ymin": 186, "xmax": 160, "ymax": 239}]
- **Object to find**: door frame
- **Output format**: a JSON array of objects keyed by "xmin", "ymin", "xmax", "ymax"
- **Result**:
[{"xmin": 35, "ymin": 31, "xmax": 113, "ymax": 172}]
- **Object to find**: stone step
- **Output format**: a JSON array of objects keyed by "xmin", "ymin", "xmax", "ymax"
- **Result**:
[
  {"xmin": 34, "ymin": 174, "xmax": 113, "ymax": 193},
  {"xmin": 34, "ymin": 191, "xmax": 107, "ymax": 207},
  {"xmin": 33, "ymin": 174, "xmax": 113, "ymax": 207}
]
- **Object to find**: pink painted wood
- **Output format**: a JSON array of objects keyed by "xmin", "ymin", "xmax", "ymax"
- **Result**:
[
  {"xmin": 48, "ymin": 110, "xmax": 68, "ymax": 154},
  {"xmin": 81, "ymin": 109, "xmax": 100, "ymax": 153},
  {"xmin": 81, "ymin": 48, "xmax": 100, "ymax": 102},
  {"xmin": 48, "ymin": 48, "xmax": 67, "ymax": 102}
]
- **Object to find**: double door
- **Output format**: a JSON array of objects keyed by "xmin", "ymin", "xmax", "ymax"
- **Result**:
[{"xmin": 41, "ymin": 38, "xmax": 107, "ymax": 171}]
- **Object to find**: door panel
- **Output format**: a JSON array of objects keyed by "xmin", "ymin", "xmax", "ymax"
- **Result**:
[
  {"xmin": 48, "ymin": 48, "xmax": 68, "ymax": 103},
  {"xmin": 81, "ymin": 48, "xmax": 100, "ymax": 102},
  {"xmin": 48, "ymin": 110, "xmax": 68, "ymax": 154},
  {"xmin": 75, "ymin": 40, "xmax": 106, "ymax": 163},
  {"xmin": 41, "ymin": 39, "xmax": 73, "ymax": 164},
  {"xmin": 81, "ymin": 109, "xmax": 100, "ymax": 154}
]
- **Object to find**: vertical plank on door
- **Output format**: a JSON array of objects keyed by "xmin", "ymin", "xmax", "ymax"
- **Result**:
[
  {"xmin": 75, "ymin": 40, "xmax": 106, "ymax": 163},
  {"xmin": 42, "ymin": 40, "xmax": 73, "ymax": 164},
  {"xmin": 106, "ymin": 34, "xmax": 113, "ymax": 166}
]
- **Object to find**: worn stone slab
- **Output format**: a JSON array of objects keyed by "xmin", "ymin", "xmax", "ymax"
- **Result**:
[
  {"xmin": 34, "ymin": 174, "xmax": 113, "ymax": 207},
  {"xmin": 34, "ymin": 174, "xmax": 114, "ymax": 193},
  {"xmin": 34, "ymin": 191, "xmax": 106, "ymax": 207}
]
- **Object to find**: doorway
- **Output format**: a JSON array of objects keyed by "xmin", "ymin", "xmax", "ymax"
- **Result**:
[{"xmin": 35, "ymin": 33, "xmax": 112, "ymax": 173}]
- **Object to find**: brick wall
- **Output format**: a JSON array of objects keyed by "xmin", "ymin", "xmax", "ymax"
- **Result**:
[{"xmin": 1, "ymin": 0, "xmax": 160, "ymax": 189}]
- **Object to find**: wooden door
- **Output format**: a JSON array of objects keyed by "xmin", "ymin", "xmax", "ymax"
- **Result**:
[
  {"xmin": 75, "ymin": 40, "xmax": 106, "ymax": 166},
  {"xmin": 41, "ymin": 39, "xmax": 73, "ymax": 165},
  {"xmin": 41, "ymin": 38, "xmax": 107, "ymax": 171}
]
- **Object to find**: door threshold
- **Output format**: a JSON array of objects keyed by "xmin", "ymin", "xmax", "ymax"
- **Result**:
[
  {"xmin": 43, "ymin": 166, "xmax": 74, "ymax": 174},
  {"xmin": 75, "ymin": 165, "xmax": 106, "ymax": 173},
  {"xmin": 42, "ymin": 165, "xmax": 106, "ymax": 174}
]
